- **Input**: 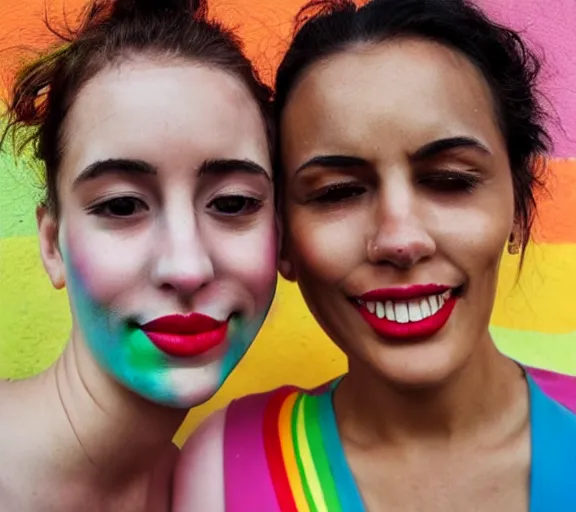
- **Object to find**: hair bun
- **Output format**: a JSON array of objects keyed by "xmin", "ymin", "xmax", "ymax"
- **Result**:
[{"xmin": 110, "ymin": 0, "xmax": 207, "ymax": 19}]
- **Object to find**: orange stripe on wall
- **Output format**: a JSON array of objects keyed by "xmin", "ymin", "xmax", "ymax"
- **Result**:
[
  {"xmin": 2, "ymin": 0, "xmax": 575, "ymax": 242},
  {"xmin": 533, "ymin": 159, "xmax": 576, "ymax": 243},
  {"xmin": 0, "ymin": 0, "xmax": 304, "ymax": 96}
]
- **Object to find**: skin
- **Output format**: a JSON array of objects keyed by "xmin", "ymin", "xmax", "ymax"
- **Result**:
[
  {"xmin": 278, "ymin": 39, "xmax": 530, "ymax": 511},
  {"xmin": 175, "ymin": 38, "xmax": 534, "ymax": 511},
  {"xmin": 0, "ymin": 55, "xmax": 277, "ymax": 511}
]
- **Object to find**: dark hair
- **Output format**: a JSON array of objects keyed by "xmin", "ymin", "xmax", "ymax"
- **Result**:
[
  {"xmin": 275, "ymin": 0, "xmax": 551, "ymax": 258},
  {"xmin": 1, "ymin": 0, "xmax": 273, "ymax": 218}
]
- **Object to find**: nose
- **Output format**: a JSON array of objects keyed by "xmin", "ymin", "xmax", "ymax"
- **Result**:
[
  {"xmin": 151, "ymin": 212, "xmax": 215, "ymax": 298},
  {"xmin": 366, "ymin": 184, "xmax": 435, "ymax": 269}
]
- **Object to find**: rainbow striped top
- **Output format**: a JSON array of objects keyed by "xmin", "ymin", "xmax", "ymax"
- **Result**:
[{"xmin": 223, "ymin": 368, "xmax": 576, "ymax": 511}]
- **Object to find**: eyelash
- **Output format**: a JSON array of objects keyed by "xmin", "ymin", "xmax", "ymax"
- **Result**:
[
  {"xmin": 87, "ymin": 196, "xmax": 148, "ymax": 218},
  {"xmin": 418, "ymin": 171, "xmax": 481, "ymax": 193},
  {"xmin": 87, "ymin": 192, "xmax": 264, "ymax": 220},
  {"xmin": 310, "ymin": 171, "xmax": 480, "ymax": 205},
  {"xmin": 311, "ymin": 182, "xmax": 366, "ymax": 203},
  {"xmin": 207, "ymin": 194, "xmax": 263, "ymax": 216}
]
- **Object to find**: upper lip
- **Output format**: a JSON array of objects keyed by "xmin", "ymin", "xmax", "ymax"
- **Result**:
[
  {"xmin": 359, "ymin": 284, "xmax": 453, "ymax": 301},
  {"xmin": 141, "ymin": 313, "xmax": 224, "ymax": 335}
]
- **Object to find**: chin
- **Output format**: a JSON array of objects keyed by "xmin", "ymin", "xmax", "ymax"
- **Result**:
[
  {"xmin": 161, "ymin": 365, "xmax": 223, "ymax": 408},
  {"xmin": 365, "ymin": 340, "xmax": 467, "ymax": 391}
]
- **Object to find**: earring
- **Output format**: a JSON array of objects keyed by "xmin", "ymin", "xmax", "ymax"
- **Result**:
[{"xmin": 507, "ymin": 233, "xmax": 520, "ymax": 255}]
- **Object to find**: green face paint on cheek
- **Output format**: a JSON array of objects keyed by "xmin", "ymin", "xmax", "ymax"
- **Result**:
[
  {"xmin": 62, "ymin": 248, "xmax": 182, "ymax": 406},
  {"xmin": 61, "ymin": 237, "xmax": 277, "ymax": 408}
]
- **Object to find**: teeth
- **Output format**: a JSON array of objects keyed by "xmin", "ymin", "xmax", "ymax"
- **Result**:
[
  {"xmin": 359, "ymin": 291, "xmax": 452, "ymax": 324},
  {"xmin": 394, "ymin": 302, "xmax": 409, "ymax": 323},
  {"xmin": 429, "ymin": 295, "xmax": 439, "ymax": 313},
  {"xmin": 420, "ymin": 298, "xmax": 431, "ymax": 317},
  {"xmin": 408, "ymin": 301, "xmax": 422, "ymax": 322},
  {"xmin": 385, "ymin": 301, "xmax": 395, "ymax": 321}
]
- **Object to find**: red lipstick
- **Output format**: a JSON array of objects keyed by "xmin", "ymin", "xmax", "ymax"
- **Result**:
[
  {"xmin": 356, "ymin": 284, "xmax": 457, "ymax": 340},
  {"xmin": 142, "ymin": 313, "xmax": 228, "ymax": 357}
]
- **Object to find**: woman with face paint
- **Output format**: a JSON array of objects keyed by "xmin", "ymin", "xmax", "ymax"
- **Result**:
[
  {"xmin": 175, "ymin": 0, "xmax": 576, "ymax": 510},
  {"xmin": 0, "ymin": 0, "xmax": 277, "ymax": 510}
]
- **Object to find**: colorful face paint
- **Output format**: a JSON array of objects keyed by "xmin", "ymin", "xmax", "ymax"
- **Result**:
[
  {"xmin": 63, "ymin": 243, "xmax": 276, "ymax": 407},
  {"xmin": 54, "ymin": 60, "xmax": 278, "ymax": 408},
  {"xmin": 63, "ymin": 247, "xmax": 178, "ymax": 405}
]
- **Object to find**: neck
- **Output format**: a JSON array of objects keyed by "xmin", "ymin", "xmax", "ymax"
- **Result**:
[
  {"xmin": 335, "ymin": 336, "xmax": 528, "ymax": 448},
  {"xmin": 0, "ymin": 334, "xmax": 186, "ymax": 507}
]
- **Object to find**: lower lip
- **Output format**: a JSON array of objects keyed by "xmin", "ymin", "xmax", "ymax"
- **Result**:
[
  {"xmin": 143, "ymin": 318, "xmax": 229, "ymax": 358},
  {"xmin": 356, "ymin": 296, "xmax": 457, "ymax": 341}
]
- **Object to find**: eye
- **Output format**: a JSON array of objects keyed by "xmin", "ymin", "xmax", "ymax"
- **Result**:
[
  {"xmin": 419, "ymin": 171, "xmax": 480, "ymax": 193},
  {"xmin": 312, "ymin": 182, "xmax": 366, "ymax": 203},
  {"xmin": 208, "ymin": 195, "xmax": 262, "ymax": 215},
  {"xmin": 88, "ymin": 197, "xmax": 149, "ymax": 218}
]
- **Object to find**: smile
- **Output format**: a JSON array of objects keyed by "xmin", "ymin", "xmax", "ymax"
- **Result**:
[
  {"xmin": 353, "ymin": 284, "xmax": 460, "ymax": 340},
  {"xmin": 141, "ymin": 313, "xmax": 229, "ymax": 358}
]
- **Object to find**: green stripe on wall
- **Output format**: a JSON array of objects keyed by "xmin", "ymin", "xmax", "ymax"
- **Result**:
[{"xmin": 0, "ymin": 146, "xmax": 41, "ymax": 239}]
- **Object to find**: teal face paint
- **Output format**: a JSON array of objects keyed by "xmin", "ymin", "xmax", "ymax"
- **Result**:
[
  {"xmin": 64, "ymin": 250, "xmax": 181, "ymax": 406},
  {"xmin": 218, "ymin": 291, "xmax": 275, "ymax": 387},
  {"xmin": 62, "ymin": 243, "xmax": 277, "ymax": 408}
]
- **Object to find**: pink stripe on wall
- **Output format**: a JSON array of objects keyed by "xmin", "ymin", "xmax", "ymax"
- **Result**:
[{"xmin": 476, "ymin": 0, "xmax": 576, "ymax": 157}]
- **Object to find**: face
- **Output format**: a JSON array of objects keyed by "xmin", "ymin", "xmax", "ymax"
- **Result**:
[
  {"xmin": 280, "ymin": 39, "xmax": 515, "ymax": 387},
  {"xmin": 39, "ymin": 56, "xmax": 277, "ymax": 407}
]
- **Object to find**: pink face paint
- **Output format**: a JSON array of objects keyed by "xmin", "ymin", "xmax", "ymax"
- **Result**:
[{"xmin": 56, "ymin": 59, "xmax": 278, "ymax": 407}]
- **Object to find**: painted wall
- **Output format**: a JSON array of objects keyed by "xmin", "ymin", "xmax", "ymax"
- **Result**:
[{"xmin": 1, "ymin": 0, "xmax": 575, "ymax": 444}]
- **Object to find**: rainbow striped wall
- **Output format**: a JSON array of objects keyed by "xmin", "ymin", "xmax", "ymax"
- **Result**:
[{"xmin": 0, "ymin": 0, "xmax": 575, "ymax": 442}]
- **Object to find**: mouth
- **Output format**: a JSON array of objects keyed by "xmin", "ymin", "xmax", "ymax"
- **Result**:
[
  {"xmin": 352, "ymin": 284, "xmax": 462, "ymax": 341},
  {"xmin": 141, "ymin": 313, "xmax": 230, "ymax": 358}
]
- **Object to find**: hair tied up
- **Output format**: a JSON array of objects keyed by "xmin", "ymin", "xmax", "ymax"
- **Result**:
[{"xmin": 110, "ymin": 0, "xmax": 207, "ymax": 20}]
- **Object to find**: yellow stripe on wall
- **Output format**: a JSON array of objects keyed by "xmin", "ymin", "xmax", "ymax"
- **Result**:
[
  {"xmin": 3, "ymin": 235, "xmax": 576, "ymax": 441},
  {"xmin": 493, "ymin": 243, "xmax": 576, "ymax": 332}
]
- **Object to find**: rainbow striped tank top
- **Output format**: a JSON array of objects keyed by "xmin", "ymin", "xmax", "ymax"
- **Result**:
[{"xmin": 223, "ymin": 369, "xmax": 576, "ymax": 511}]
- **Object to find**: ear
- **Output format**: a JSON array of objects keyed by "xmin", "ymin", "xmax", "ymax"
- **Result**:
[
  {"xmin": 277, "ymin": 217, "xmax": 296, "ymax": 282},
  {"xmin": 37, "ymin": 206, "xmax": 66, "ymax": 289},
  {"xmin": 278, "ymin": 258, "xmax": 296, "ymax": 282}
]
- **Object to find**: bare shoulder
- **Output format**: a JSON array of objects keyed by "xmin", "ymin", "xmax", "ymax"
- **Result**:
[{"xmin": 172, "ymin": 408, "xmax": 227, "ymax": 512}]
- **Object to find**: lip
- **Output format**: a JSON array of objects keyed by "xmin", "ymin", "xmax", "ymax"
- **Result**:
[
  {"xmin": 141, "ymin": 313, "xmax": 228, "ymax": 358},
  {"xmin": 355, "ymin": 284, "xmax": 458, "ymax": 341}
]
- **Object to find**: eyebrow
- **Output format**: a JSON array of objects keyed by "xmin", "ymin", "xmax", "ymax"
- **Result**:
[
  {"xmin": 410, "ymin": 136, "xmax": 491, "ymax": 161},
  {"xmin": 295, "ymin": 155, "xmax": 368, "ymax": 175},
  {"xmin": 198, "ymin": 158, "xmax": 270, "ymax": 180},
  {"xmin": 73, "ymin": 158, "xmax": 157, "ymax": 189},
  {"xmin": 72, "ymin": 157, "xmax": 270, "ymax": 189},
  {"xmin": 293, "ymin": 137, "xmax": 490, "ymax": 175}
]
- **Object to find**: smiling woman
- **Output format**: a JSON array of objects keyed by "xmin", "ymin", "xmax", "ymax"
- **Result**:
[
  {"xmin": 0, "ymin": 0, "xmax": 277, "ymax": 510},
  {"xmin": 174, "ymin": 0, "xmax": 576, "ymax": 511}
]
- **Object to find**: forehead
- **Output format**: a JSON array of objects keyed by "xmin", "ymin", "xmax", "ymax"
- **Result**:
[
  {"xmin": 61, "ymin": 55, "xmax": 269, "ymax": 176},
  {"xmin": 281, "ymin": 39, "xmax": 503, "ymax": 167}
]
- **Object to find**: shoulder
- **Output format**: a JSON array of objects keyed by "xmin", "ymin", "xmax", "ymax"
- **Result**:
[
  {"xmin": 525, "ymin": 366, "xmax": 576, "ymax": 413},
  {"xmin": 172, "ymin": 408, "xmax": 227, "ymax": 512},
  {"xmin": 171, "ymin": 387, "xmax": 289, "ymax": 512},
  {"xmin": 172, "ymin": 382, "xmax": 337, "ymax": 511}
]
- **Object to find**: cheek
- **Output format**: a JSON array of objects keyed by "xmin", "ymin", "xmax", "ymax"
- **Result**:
[
  {"xmin": 433, "ymin": 201, "xmax": 512, "ymax": 274},
  {"xmin": 209, "ymin": 218, "xmax": 278, "ymax": 306},
  {"xmin": 289, "ymin": 211, "xmax": 365, "ymax": 283},
  {"xmin": 62, "ymin": 221, "xmax": 148, "ymax": 305}
]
